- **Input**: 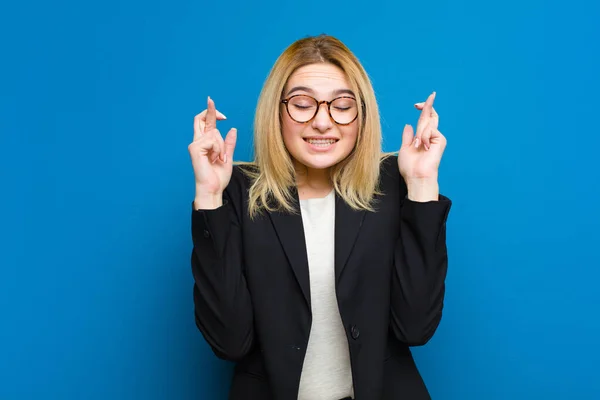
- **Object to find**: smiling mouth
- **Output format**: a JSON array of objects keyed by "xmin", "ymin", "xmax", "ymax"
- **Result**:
[{"xmin": 304, "ymin": 138, "xmax": 339, "ymax": 147}]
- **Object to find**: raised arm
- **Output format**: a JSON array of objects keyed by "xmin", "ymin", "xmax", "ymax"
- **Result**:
[
  {"xmin": 391, "ymin": 92, "xmax": 452, "ymax": 345},
  {"xmin": 188, "ymin": 97, "xmax": 254, "ymax": 360}
]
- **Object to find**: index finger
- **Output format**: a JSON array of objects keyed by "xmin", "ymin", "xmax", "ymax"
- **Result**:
[
  {"xmin": 205, "ymin": 96, "xmax": 217, "ymax": 132},
  {"xmin": 423, "ymin": 91, "xmax": 436, "ymax": 117},
  {"xmin": 416, "ymin": 92, "xmax": 436, "ymax": 139}
]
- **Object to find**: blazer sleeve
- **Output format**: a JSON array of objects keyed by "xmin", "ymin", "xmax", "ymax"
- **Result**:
[
  {"xmin": 390, "ymin": 184, "xmax": 452, "ymax": 346},
  {"xmin": 190, "ymin": 168, "xmax": 254, "ymax": 361}
]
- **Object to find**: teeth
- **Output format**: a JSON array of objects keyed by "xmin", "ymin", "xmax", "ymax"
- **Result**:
[{"xmin": 307, "ymin": 139, "xmax": 336, "ymax": 146}]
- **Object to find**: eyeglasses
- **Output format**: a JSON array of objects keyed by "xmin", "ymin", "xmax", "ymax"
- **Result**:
[{"xmin": 281, "ymin": 95, "xmax": 358, "ymax": 125}]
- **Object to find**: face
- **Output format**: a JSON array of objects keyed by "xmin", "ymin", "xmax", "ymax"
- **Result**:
[{"xmin": 281, "ymin": 63, "xmax": 359, "ymax": 172}]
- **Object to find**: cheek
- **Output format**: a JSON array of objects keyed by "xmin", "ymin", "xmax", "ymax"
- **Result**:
[
  {"xmin": 281, "ymin": 116, "xmax": 303, "ymax": 150},
  {"xmin": 341, "ymin": 126, "xmax": 359, "ymax": 150}
]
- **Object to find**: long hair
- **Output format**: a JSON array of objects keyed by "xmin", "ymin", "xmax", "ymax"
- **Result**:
[{"xmin": 243, "ymin": 34, "xmax": 387, "ymax": 218}]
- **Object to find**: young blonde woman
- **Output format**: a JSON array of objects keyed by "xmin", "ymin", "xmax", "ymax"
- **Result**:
[{"xmin": 188, "ymin": 34, "xmax": 452, "ymax": 400}]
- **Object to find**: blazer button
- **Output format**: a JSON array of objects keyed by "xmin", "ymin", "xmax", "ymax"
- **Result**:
[
  {"xmin": 203, "ymin": 229, "xmax": 210, "ymax": 238},
  {"xmin": 350, "ymin": 325, "xmax": 360, "ymax": 340}
]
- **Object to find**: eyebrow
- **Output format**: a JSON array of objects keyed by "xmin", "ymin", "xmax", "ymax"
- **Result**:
[{"xmin": 286, "ymin": 86, "xmax": 356, "ymax": 98}]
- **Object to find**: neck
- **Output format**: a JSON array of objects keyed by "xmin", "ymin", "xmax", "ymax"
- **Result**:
[{"xmin": 294, "ymin": 162, "xmax": 333, "ymax": 200}]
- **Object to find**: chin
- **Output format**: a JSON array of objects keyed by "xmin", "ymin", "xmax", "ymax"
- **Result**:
[{"xmin": 295, "ymin": 153, "xmax": 348, "ymax": 170}]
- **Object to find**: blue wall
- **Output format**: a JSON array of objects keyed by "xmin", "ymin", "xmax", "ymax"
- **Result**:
[{"xmin": 2, "ymin": 0, "xmax": 599, "ymax": 399}]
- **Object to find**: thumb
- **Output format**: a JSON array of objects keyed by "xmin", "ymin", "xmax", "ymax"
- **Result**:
[
  {"xmin": 224, "ymin": 128, "xmax": 237, "ymax": 162},
  {"xmin": 401, "ymin": 124, "xmax": 414, "ymax": 149}
]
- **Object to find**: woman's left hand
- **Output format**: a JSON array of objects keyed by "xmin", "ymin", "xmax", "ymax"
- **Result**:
[{"xmin": 398, "ymin": 92, "xmax": 447, "ymax": 201}]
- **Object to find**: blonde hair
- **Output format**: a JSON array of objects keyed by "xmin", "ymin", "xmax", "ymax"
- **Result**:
[{"xmin": 242, "ymin": 34, "xmax": 388, "ymax": 218}]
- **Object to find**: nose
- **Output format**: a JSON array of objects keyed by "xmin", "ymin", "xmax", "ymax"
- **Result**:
[{"xmin": 311, "ymin": 103, "xmax": 333, "ymax": 132}]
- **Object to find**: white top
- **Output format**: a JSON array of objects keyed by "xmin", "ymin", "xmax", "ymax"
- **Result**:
[{"xmin": 297, "ymin": 190, "xmax": 354, "ymax": 400}]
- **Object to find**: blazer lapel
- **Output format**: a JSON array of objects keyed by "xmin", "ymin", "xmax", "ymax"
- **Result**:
[
  {"xmin": 334, "ymin": 194, "xmax": 366, "ymax": 283},
  {"xmin": 268, "ymin": 197, "xmax": 311, "ymax": 309},
  {"xmin": 267, "ymin": 191, "xmax": 367, "ymax": 307}
]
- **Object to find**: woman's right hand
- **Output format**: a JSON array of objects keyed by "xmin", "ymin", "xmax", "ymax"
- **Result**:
[{"xmin": 189, "ymin": 96, "xmax": 237, "ymax": 209}]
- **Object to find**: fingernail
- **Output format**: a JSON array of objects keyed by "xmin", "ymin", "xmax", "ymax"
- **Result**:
[{"xmin": 414, "ymin": 138, "xmax": 420, "ymax": 148}]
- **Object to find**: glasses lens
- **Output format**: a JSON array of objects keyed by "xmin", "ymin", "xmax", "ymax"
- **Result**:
[
  {"xmin": 287, "ymin": 95, "xmax": 318, "ymax": 123},
  {"xmin": 285, "ymin": 95, "xmax": 359, "ymax": 124},
  {"xmin": 330, "ymin": 97, "xmax": 358, "ymax": 124}
]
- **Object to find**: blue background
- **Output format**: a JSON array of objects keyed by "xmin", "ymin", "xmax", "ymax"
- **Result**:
[{"xmin": 1, "ymin": 0, "xmax": 599, "ymax": 399}]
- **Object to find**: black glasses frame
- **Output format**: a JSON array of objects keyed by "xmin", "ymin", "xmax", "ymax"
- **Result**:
[{"xmin": 281, "ymin": 94, "xmax": 359, "ymax": 126}]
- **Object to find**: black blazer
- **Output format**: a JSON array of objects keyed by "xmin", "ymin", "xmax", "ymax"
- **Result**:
[{"xmin": 191, "ymin": 155, "xmax": 452, "ymax": 399}]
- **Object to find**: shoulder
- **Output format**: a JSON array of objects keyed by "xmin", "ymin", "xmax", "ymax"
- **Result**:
[
  {"xmin": 230, "ymin": 162, "xmax": 257, "ymax": 188},
  {"xmin": 379, "ymin": 153, "xmax": 399, "ymax": 176},
  {"xmin": 222, "ymin": 162, "xmax": 258, "ymax": 211},
  {"xmin": 378, "ymin": 152, "xmax": 402, "ymax": 182},
  {"xmin": 377, "ymin": 153, "xmax": 408, "ymax": 196},
  {"xmin": 226, "ymin": 162, "xmax": 259, "ymax": 189}
]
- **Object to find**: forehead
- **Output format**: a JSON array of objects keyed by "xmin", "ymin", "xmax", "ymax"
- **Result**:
[{"xmin": 285, "ymin": 63, "xmax": 351, "ymax": 94}]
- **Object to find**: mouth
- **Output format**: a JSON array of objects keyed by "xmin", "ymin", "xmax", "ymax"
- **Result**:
[{"xmin": 303, "ymin": 138, "xmax": 339, "ymax": 148}]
